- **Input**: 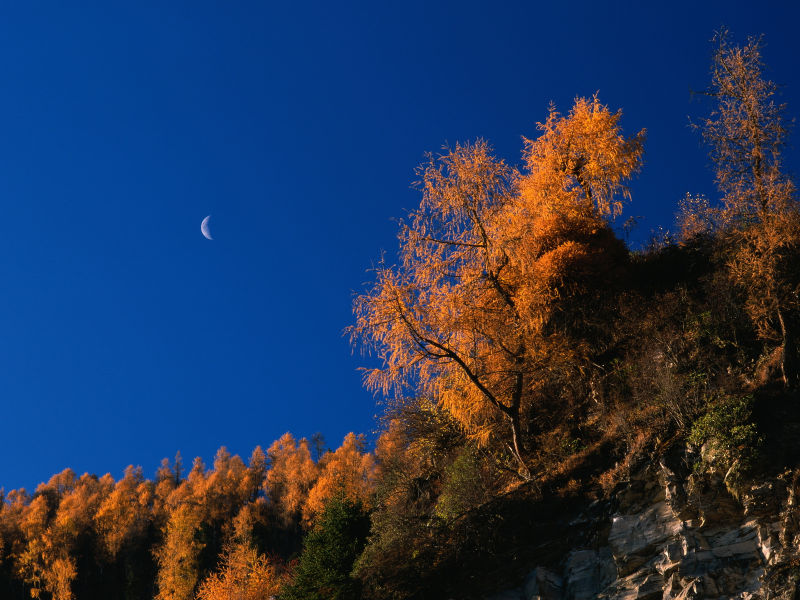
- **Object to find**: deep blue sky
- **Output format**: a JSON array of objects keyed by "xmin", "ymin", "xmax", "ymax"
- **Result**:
[{"xmin": 2, "ymin": 1, "xmax": 799, "ymax": 493}]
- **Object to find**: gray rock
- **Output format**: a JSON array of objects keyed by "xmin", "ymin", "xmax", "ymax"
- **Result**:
[
  {"xmin": 490, "ymin": 445, "xmax": 800, "ymax": 600},
  {"xmin": 523, "ymin": 567, "xmax": 563, "ymax": 600},
  {"xmin": 608, "ymin": 501, "xmax": 682, "ymax": 575},
  {"xmin": 563, "ymin": 548, "xmax": 616, "ymax": 600},
  {"xmin": 662, "ymin": 574, "xmax": 703, "ymax": 600},
  {"xmin": 564, "ymin": 551, "xmax": 601, "ymax": 600}
]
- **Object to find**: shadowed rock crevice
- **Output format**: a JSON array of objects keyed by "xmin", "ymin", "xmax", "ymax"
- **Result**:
[{"xmin": 488, "ymin": 442, "xmax": 800, "ymax": 600}]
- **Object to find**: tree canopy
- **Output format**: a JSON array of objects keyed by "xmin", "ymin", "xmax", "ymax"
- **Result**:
[{"xmin": 350, "ymin": 96, "xmax": 645, "ymax": 474}]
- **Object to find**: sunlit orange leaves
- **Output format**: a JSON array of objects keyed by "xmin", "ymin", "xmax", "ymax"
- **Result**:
[
  {"xmin": 693, "ymin": 29, "xmax": 795, "ymax": 224},
  {"xmin": 350, "ymin": 96, "xmax": 642, "ymax": 474},
  {"xmin": 303, "ymin": 433, "xmax": 376, "ymax": 523},
  {"xmin": 196, "ymin": 506, "xmax": 289, "ymax": 600},
  {"xmin": 266, "ymin": 433, "xmax": 319, "ymax": 526},
  {"xmin": 688, "ymin": 30, "xmax": 800, "ymax": 386},
  {"xmin": 518, "ymin": 95, "xmax": 645, "ymax": 220},
  {"xmin": 0, "ymin": 432, "xmax": 377, "ymax": 600}
]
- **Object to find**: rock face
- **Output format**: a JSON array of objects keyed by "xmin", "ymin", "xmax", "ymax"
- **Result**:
[{"xmin": 488, "ymin": 445, "xmax": 800, "ymax": 600}]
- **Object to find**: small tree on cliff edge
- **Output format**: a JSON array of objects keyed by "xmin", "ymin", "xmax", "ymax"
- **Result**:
[
  {"xmin": 692, "ymin": 28, "xmax": 794, "ymax": 223},
  {"xmin": 692, "ymin": 29, "xmax": 800, "ymax": 387}
]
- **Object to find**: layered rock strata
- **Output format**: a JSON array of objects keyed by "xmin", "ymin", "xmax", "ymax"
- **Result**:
[{"xmin": 489, "ymin": 446, "xmax": 800, "ymax": 600}]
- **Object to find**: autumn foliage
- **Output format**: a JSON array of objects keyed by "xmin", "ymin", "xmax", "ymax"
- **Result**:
[
  {"xmin": 686, "ymin": 29, "xmax": 800, "ymax": 386},
  {"xmin": 349, "ymin": 95, "xmax": 644, "ymax": 473},
  {"xmin": 2, "ymin": 29, "xmax": 799, "ymax": 600},
  {"xmin": 0, "ymin": 434, "xmax": 373, "ymax": 600}
]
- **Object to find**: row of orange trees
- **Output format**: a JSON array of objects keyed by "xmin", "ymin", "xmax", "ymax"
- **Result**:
[{"xmin": 0, "ymin": 432, "xmax": 376, "ymax": 599}]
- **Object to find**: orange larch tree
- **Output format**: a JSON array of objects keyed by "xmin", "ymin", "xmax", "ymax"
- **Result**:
[
  {"xmin": 692, "ymin": 29, "xmax": 795, "ymax": 224},
  {"xmin": 154, "ymin": 504, "xmax": 204, "ymax": 600},
  {"xmin": 13, "ymin": 470, "xmax": 104, "ymax": 600},
  {"xmin": 94, "ymin": 466, "xmax": 151, "ymax": 564},
  {"xmin": 243, "ymin": 446, "xmax": 268, "ymax": 503},
  {"xmin": 692, "ymin": 30, "xmax": 800, "ymax": 386},
  {"xmin": 16, "ymin": 494, "xmax": 52, "ymax": 598},
  {"xmin": 303, "ymin": 432, "xmax": 376, "ymax": 523},
  {"xmin": 511, "ymin": 95, "xmax": 643, "ymax": 345},
  {"xmin": 350, "ymin": 140, "xmax": 541, "ymax": 472},
  {"xmin": 518, "ymin": 95, "xmax": 645, "ymax": 220},
  {"xmin": 47, "ymin": 473, "xmax": 112, "ymax": 600},
  {"xmin": 199, "ymin": 447, "xmax": 249, "ymax": 524},
  {"xmin": 265, "ymin": 433, "xmax": 318, "ymax": 527},
  {"xmin": 350, "ymin": 98, "xmax": 644, "ymax": 475},
  {"xmin": 195, "ymin": 505, "xmax": 288, "ymax": 600}
]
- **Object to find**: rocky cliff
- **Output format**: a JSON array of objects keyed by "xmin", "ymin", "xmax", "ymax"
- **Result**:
[{"xmin": 487, "ymin": 443, "xmax": 800, "ymax": 600}]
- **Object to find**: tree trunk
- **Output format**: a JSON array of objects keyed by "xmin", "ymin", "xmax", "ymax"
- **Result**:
[
  {"xmin": 777, "ymin": 307, "xmax": 798, "ymax": 389},
  {"xmin": 507, "ymin": 371, "xmax": 532, "ymax": 479},
  {"xmin": 507, "ymin": 408, "xmax": 531, "ymax": 480}
]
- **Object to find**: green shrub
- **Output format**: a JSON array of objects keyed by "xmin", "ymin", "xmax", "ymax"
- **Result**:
[
  {"xmin": 688, "ymin": 394, "xmax": 761, "ymax": 481},
  {"xmin": 433, "ymin": 448, "xmax": 485, "ymax": 524}
]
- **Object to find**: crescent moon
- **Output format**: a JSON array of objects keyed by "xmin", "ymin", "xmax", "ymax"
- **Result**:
[{"xmin": 201, "ymin": 216, "xmax": 212, "ymax": 240}]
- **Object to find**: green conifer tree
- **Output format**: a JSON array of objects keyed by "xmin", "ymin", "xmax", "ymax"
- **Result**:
[{"xmin": 281, "ymin": 490, "xmax": 371, "ymax": 600}]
